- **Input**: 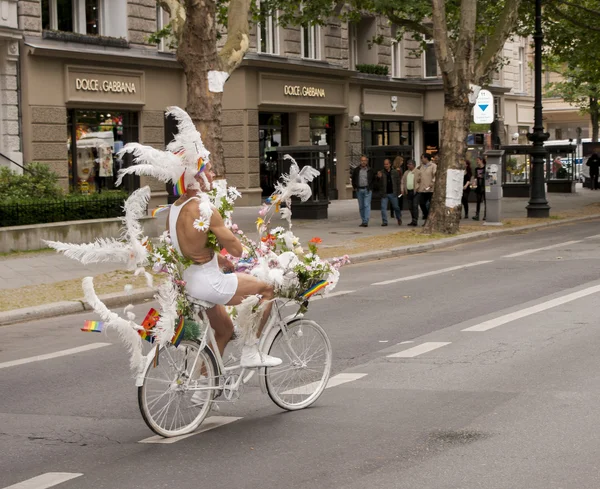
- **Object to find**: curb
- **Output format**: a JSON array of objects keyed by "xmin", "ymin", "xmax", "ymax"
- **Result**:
[{"xmin": 1, "ymin": 213, "xmax": 599, "ymax": 326}]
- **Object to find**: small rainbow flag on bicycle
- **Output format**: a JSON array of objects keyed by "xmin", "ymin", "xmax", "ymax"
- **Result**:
[
  {"xmin": 81, "ymin": 320, "xmax": 104, "ymax": 333},
  {"xmin": 139, "ymin": 308, "xmax": 160, "ymax": 343},
  {"xmin": 173, "ymin": 172, "xmax": 186, "ymax": 197},
  {"xmin": 300, "ymin": 280, "xmax": 329, "ymax": 300},
  {"xmin": 171, "ymin": 316, "xmax": 185, "ymax": 347}
]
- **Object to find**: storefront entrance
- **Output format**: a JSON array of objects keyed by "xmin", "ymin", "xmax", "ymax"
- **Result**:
[
  {"xmin": 259, "ymin": 112, "xmax": 289, "ymax": 196},
  {"xmin": 67, "ymin": 109, "xmax": 139, "ymax": 194},
  {"xmin": 310, "ymin": 115, "xmax": 337, "ymax": 199}
]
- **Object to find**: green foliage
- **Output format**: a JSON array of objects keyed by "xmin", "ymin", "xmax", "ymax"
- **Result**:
[
  {"xmin": 147, "ymin": 22, "xmax": 178, "ymax": 49},
  {"xmin": 356, "ymin": 64, "xmax": 389, "ymax": 76},
  {"xmin": 0, "ymin": 163, "xmax": 64, "ymax": 202}
]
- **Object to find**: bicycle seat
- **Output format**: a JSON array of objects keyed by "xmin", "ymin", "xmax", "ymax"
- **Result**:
[{"xmin": 186, "ymin": 295, "xmax": 215, "ymax": 310}]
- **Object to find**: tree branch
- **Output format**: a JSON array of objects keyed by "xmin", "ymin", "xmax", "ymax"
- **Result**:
[
  {"xmin": 474, "ymin": 0, "xmax": 522, "ymax": 82},
  {"xmin": 431, "ymin": 0, "xmax": 455, "ymax": 77},
  {"xmin": 218, "ymin": 0, "xmax": 252, "ymax": 73},
  {"xmin": 385, "ymin": 12, "xmax": 432, "ymax": 38},
  {"xmin": 157, "ymin": 0, "xmax": 186, "ymax": 43}
]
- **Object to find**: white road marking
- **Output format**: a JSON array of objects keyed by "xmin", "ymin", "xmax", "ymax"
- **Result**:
[
  {"xmin": 312, "ymin": 290, "xmax": 356, "ymax": 301},
  {"xmin": 502, "ymin": 240, "xmax": 582, "ymax": 258},
  {"xmin": 463, "ymin": 284, "xmax": 600, "ymax": 332},
  {"xmin": 138, "ymin": 416, "xmax": 242, "ymax": 444},
  {"xmin": 387, "ymin": 342, "xmax": 451, "ymax": 358},
  {"xmin": 584, "ymin": 234, "xmax": 600, "ymax": 240},
  {"xmin": 282, "ymin": 372, "xmax": 368, "ymax": 395},
  {"xmin": 371, "ymin": 261, "xmax": 493, "ymax": 286},
  {"xmin": 0, "ymin": 343, "xmax": 111, "ymax": 370},
  {"xmin": 3, "ymin": 473, "xmax": 83, "ymax": 489},
  {"xmin": 379, "ymin": 340, "xmax": 389, "ymax": 343},
  {"xmin": 400, "ymin": 341, "xmax": 414, "ymax": 345}
]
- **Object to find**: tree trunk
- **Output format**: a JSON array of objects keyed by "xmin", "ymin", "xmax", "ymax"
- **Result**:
[
  {"xmin": 423, "ymin": 99, "xmax": 472, "ymax": 235},
  {"xmin": 177, "ymin": 0, "xmax": 226, "ymax": 175},
  {"xmin": 591, "ymin": 96, "xmax": 599, "ymax": 143}
]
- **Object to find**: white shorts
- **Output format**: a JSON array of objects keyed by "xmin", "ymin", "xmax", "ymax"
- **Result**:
[{"xmin": 183, "ymin": 254, "xmax": 238, "ymax": 305}]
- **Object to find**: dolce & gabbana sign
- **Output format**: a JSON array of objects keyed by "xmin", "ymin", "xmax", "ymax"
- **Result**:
[
  {"xmin": 284, "ymin": 85, "xmax": 326, "ymax": 98},
  {"xmin": 66, "ymin": 66, "xmax": 145, "ymax": 105},
  {"xmin": 260, "ymin": 74, "xmax": 346, "ymax": 108}
]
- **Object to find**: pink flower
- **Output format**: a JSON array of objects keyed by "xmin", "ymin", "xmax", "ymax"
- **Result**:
[
  {"xmin": 232, "ymin": 223, "xmax": 239, "ymax": 232},
  {"xmin": 259, "ymin": 205, "xmax": 269, "ymax": 217}
]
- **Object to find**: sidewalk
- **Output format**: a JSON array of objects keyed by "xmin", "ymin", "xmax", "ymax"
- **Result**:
[{"xmin": 0, "ymin": 186, "xmax": 599, "ymax": 314}]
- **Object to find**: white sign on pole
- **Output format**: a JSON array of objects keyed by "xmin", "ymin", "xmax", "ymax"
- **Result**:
[{"xmin": 473, "ymin": 89, "xmax": 494, "ymax": 124}]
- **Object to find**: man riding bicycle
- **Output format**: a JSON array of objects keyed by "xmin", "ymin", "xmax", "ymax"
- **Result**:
[{"xmin": 166, "ymin": 165, "xmax": 282, "ymax": 368}]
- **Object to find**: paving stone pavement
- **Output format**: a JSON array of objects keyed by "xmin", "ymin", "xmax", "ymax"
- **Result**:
[{"xmin": 0, "ymin": 185, "xmax": 598, "ymax": 291}]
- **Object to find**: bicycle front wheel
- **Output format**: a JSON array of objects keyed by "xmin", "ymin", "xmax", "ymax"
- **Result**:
[
  {"xmin": 138, "ymin": 340, "xmax": 218, "ymax": 438},
  {"xmin": 265, "ymin": 319, "xmax": 332, "ymax": 410}
]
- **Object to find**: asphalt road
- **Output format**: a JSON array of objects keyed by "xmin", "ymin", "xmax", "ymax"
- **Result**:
[{"xmin": 2, "ymin": 220, "xmax": 600, "ymax": 488}]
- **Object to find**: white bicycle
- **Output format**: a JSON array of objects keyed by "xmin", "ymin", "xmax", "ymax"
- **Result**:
[{"xmin": 136, "ymin": 298, "xmax": 332, "ymax": 438}]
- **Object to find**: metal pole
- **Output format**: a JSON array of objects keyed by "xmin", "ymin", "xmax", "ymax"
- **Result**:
[{"xmin": 527, "ymin": 0, "xmax": 551, "ymax": 217}]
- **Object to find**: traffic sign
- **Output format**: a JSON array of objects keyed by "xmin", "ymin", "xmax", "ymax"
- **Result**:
[{"xmin": 473, "ymin": 89, "xmax": 494, "ymax": 124}]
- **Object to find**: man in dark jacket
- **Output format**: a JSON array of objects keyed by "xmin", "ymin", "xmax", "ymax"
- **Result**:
[
  {"xmin": 587, "ymin": 153, "xmax": 600, "ymax": 190},
  {"xmin": 352, "ymin": 155, "xmax": 375, "ymax": 227},
  {"xmin": 377, "ymin": 158, "xmax": 402, "ymax": 226}
]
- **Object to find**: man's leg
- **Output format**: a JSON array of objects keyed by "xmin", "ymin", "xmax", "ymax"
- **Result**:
[
  {"xmin": 205, "ymin": 305, "xmax": 234, "ymax": 356},
  {"xmin": 357, "ymin": 189, "xmax": 366, "ymax": 223},
  {"xmin": 389, "ymin": 194, "xmax": 401, "ymax": 224},
  {"xmin": 365, "ymin": 190, "xmax": 372, "ymax": 223},
  {"xmin": 419, "ymin": 193, "xmax": 429, "ymax": 220},
  {"xmin": 227, "ymin": 274, "xmax": 280, "ymax": 367},
  {"xmin": 380, "ymin": 194, "xmax": 389, "ymax": 224}
]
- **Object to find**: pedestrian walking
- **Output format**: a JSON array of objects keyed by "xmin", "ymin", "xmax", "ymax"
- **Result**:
[
  {"xmin": 377, "ymin": 158, "xmax": 402, "ymax": 226},
  {"xmin": 402, "ymin": 159, "xmax": 419, "ymax": 226},
  {"xmin": 462, "ymin": 157, "xmax": 472, "ymax": 219},
  {"xmin": 351, "ymin": 155, "xmax": 375, "ymax": 227},
  {"xmin": 587, "ymin": 153, "xmax": 600, "ymax": 190},
  {"xmin": 415, "ymin": 153, "xmax": 437, "ymax": 223},
  {"xmin": 472, "ymin": 156, "xmax": 487, "ymax": 221},
  {"xmin": 391, "ymin": 156, "xmax": 404, "ymax": 219}
]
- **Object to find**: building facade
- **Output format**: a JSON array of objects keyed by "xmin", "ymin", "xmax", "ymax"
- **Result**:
[{"xmin": 15, "ymin": 1, "xmax": 536, "ymax": 206}]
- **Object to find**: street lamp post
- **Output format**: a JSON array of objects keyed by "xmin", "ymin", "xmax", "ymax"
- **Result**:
[{"xmin": 527, "ymin": 0, "xmax": 551, "ymax": 218}]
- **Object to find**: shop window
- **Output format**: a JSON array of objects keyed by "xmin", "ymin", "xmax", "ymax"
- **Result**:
[
  {"xmin": 362, "ymin": 120, "xmax": 414, "ymax": 148},
  {"xmin": 423, "ymin": 35, "xmax": 438, "ymax": 78},
  {"xmin": 67, "ymin": 110, "xmax": 139, "ymax": 194},
  {"xmin": 302, "ymin": 24, "xmax": 320, "ymax": 59},
  {"xmin": 257, "ymin": 1, "xmax": 279, "ymax": 55}
]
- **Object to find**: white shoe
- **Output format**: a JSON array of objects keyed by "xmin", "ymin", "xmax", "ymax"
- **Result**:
[
  {"xmin": 190, "ymin": 390, "xmax": 209, "ymax": 407},
  {"xmin": 240, "ymin": 344, "xmax": 282, "ymax": 368}
]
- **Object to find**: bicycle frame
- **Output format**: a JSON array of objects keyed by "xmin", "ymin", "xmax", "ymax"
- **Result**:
[{"xmin": 136, "ymin": 298, "xmax": 306, "ymax": 395}]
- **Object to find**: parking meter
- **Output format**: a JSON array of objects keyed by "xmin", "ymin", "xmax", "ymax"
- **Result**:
[{"xmin": 483, "ymin": 149, "xmax": 504, "ymax": 224}]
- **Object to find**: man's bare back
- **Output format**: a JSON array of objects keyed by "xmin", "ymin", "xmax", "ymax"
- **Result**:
[{"xmin": 166, "ymin": 196, "xmax": 213, "ymax": 265}]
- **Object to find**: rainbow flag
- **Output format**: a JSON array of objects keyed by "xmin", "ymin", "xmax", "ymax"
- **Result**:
[
  {"xmin": 301, "ymin": 280, "xmax": 329, "ymax": 300},
  {"xmin": 171, "ymin": 316, "xmax": 185, "ymax": 347},
  {"xmin": 139, "ymin": 308, "xmax": 160, "ymax": 343},
  {"xmin": 151, "ymin": 205, "xmax": 170, "ymax": 217},
  {"xmin": 81, "ymin": 320, "xmax": 104, "ymax": 333},
  {"xmin": 173, "ymin": 172, "xmax": 186, "ymax": 197},
  {"xmin": 197, "ymin": 157, "xmax": 207, "ymax": 173}
]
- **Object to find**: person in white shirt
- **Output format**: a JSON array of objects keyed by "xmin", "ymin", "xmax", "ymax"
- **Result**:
[{"xmin": 401, "ymin": 159, "xmax": 419, "ymax": 226}]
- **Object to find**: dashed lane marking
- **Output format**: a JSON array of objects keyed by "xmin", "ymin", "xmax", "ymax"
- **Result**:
[
  {"xmin": 371, "ymin": 261, "xmax": 493, "ymax": 286},
  {"xmin": 462, "ymin": 284, "xmax": 600, "ymax": 332},
  {"xmin": 282, "ymin": 372, "xmax": 368, "ymax": 396},
  {"xmin": 387, "ymin": 342, "xmax": 451, "ymax": 358},
  {"xmin": 0, "ymin": 343, "xmax": 111, "ymax": 370},
  {"xmin": 502, "ymin": 240, "xmax": 582, "ymax": 258},
  {"xmin": 138, "ymin": 416, "xmax": 242, "ymax": 444},
  {"xmin": 3, "ymin": 472, "xmax": 83, "ymax": 489}
]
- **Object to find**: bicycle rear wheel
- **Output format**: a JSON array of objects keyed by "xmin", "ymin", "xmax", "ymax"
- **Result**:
[
  {"xmin": 265, "ymin": 319, "xmax": 332, "ymax": 410},
  {"xmin": 138, "ymin": 340, "xmax": 218, "ymax": 437}
]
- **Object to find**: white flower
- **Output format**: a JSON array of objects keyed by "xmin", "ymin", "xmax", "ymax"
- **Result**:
[
  {"xmin": 271, "ymin": 226, "xmax": 285, "ymax": 235},
  {"xmin": 228, "ymin": 187, "xmax": 242, "ymax": 200},
  {"xmin": 294, "ymin": 246, "xmax": 304, "ymax": 255},
  {"xmin": 304, "ymin": 252, "xmax": 315, "ymax": 261},
  {"xmin": 193, "ymin": 218, "xmax": 210, "ymax": 232},
  {"xmin": 158, "ymin": 231, "xmax": 170, "ymax": 243},
  {"xmin": 224, "ymin": 218, "xmax": 233, "ymax": 229}
]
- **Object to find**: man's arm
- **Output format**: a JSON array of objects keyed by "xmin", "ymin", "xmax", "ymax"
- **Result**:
[{"xmin": 209, "ymin": 210, "xmax": 243, "ymax": 257}]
